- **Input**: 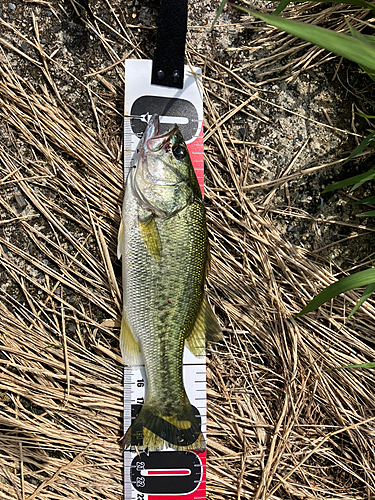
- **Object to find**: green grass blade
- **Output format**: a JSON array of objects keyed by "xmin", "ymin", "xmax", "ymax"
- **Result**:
[
  {"xmin": 296, "ymin": 268, "xmax": 375, "ymax": 316},
  {"xmin": 328, "ymin": 362, "xmax": 375, "ymax": 370},
  {"xmin": 350, "ymin": 26, "xmax": 370, "ymax": 40},
  {"xmin": 233, "ymin": 6, "xmax": 375, "ymax": 72},
  {"xmin": 344, "ymin": 133, "xmax": 375, "ymax": 164},
  {"xmin": 359, "ymin": 210, "xmax": 375, "ymax": 216},
  {"xmin": 347, "ymin": 282, "xmax": 375, "ymax": 320},
  {"xmin": 323, "ymin": 166, "xmax": 375, "ymax": 193},
  {"xmin": 350, "ymin": 29, "xmax": 375, "ymax": 79},
  {"xmin": 274, "ymin": 0, "xmax": 292, "ymax": 15},
  {"xmin": 350, "ymin": 26, "xmax": 375, "ymax": 43},
  {"xmin": 360, "ymin": 66, "xmax": 375, "ymax": 80},
  {"xmin": 354, "ymin": 196, "xmax": 375, "ymax": 204},
  {"xmin": 351, "ymin": 30, "xmax": 375, "ymax": 77},
  {"xmin": 212, "ymin": 0, "xmax": 228, "ymax": 27},
  {"xmin": 351, "ymin": 167, "xmax": 375, "ymax": 190},
  {"xmin": 331, "ymin": 132, "xmax": 375, "ymax": 172},
  {"xmin": 292, "ymin": 0, "xmax": 375, "ymax": 9},
  {"xmin": 357, "ymin": 113, "xmax": 375, "ymax": 119}
]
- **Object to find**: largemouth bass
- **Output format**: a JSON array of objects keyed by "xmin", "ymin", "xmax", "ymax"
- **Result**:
[{"xmin": 118, "ymin": 114, "xmax": 221, "ymax": 451}]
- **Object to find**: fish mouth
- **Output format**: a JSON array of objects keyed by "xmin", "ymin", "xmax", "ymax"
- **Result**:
[
  {"xmin": 143, "ymin": 114, "xmax": 160, "ymax": 141},
  {"xmin": 140, "ymin": 114, "xmax": 178, "ymax": 154}
]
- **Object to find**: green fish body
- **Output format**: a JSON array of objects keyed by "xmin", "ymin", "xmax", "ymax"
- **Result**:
[{"xmin": 118, "ymin": 115, "xmax": 221, "ymax": 451}]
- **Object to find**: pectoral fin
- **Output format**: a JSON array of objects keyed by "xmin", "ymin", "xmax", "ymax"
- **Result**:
[
  {"xmin": 117, "ymin": 219, "xmax": 124, "ymax": 259},
  {"xmin": 138, "ymin": 215, "xmax": 161, "ymax": 260},
  {"xmin": 185, "ymin": 295, "xmax": 222, "ymax": 357},
  {"xmin": 120, "ymin": 314, "xmax": 143, "ymax": 366}
]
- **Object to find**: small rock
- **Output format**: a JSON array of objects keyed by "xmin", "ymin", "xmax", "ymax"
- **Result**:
[
  {"xmin": 238, "ymin": 128, "xmax": 248, "ymax": 141},
  {"xmin": 8, "ymin": 3, "xmax": 16, "ymax": 11},
  {"xmin": 44, "ymin": 10, "xmax": 52, "ymax": 17},
  {"xmin": 29, "ymin": 268, "xmax": 38, "ymax": 278},
  {"xmin": 21, "ymin": 41, "xmax": 29, "ymax": 53},
  {"xmin": 15, "ymin": 193, "xmax": 27, "ymax": 209},
  {"xmin": 27, "ymin": 242, "xmax": 36, "ymax": 255}
]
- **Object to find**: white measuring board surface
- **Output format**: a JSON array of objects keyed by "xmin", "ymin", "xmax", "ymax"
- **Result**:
[{"xmin": 123, "ymin": 59, "xmax": 206, "ymax": 500}]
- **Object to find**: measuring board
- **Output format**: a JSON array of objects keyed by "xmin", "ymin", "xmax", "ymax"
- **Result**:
[{"xmin": 123, "ymin": 59, "xmax": 206, "ymax": 500}]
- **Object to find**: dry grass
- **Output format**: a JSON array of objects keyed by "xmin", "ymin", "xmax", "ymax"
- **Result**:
[{"xmin": 0, "ymin": 1, "xmax": 375, "ymax": 499}]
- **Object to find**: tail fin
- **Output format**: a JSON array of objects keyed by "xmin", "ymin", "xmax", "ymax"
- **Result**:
[{"xmin": 121, "ymin": 400, "xmax": 205, "ymax": 452}]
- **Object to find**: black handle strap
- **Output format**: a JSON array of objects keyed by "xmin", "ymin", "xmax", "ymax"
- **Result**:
[{"xmin": 151, "ymin": 0, "xmax": 188, "ymax": 89}]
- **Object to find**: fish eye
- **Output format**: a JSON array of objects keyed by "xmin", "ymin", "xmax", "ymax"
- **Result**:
[{"xmin": 172, "ymin": 145, "xmax": 186, "ymax": 160}]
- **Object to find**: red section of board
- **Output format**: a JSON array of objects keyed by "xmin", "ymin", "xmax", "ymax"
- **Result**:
[{"xmin": 187, "ymin": 125, "xmax": 204, "ymax": 196}]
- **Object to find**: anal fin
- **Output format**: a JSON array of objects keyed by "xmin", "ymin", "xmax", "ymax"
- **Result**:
[{"xmin": 120, "ymin": 314, "xmax": 143, "ymax": 366}]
